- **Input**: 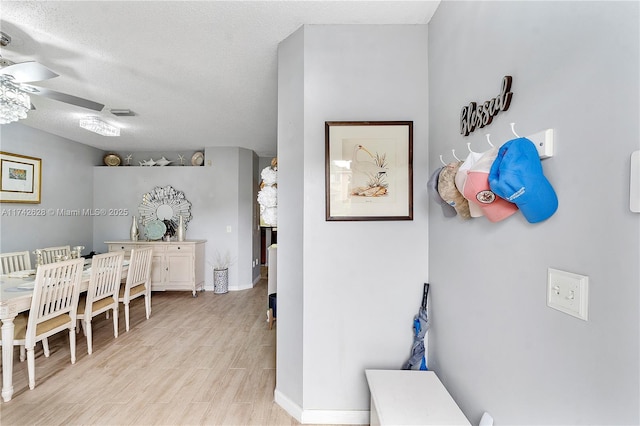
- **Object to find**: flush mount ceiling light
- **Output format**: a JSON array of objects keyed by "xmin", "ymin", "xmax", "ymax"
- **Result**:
[
  {"xmin": 0, "ymin": 75, "xmax": 31, "ymax": 124},
  {"xmin": 79, "ymin": 116, "xmax": 120, "ymax": 136},
  {"xmin": 110, "ymin": 108, "xmax": 135, "ymax": 116}
]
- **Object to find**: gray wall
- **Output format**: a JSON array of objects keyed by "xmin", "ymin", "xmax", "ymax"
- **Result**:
[
  {"xmin": 0, "ymin": 122, "xmax": 260, "ymax": 290},
  {"xmin": 0, "ymin": 123, "xmax": 102, "ymax": 258},
  {"xmin": 276, "ymin": 24, "xmax": 429, "ymax": 423},
  {"xmin": 93, "ymin": 146, "xmax": 259, "ymax": 291},
  {"xmin": 276, "ymin": 24, "xmax": 305, "ymax": 412},
  {"xmin": 428, "ymin": 1, "xmax": 639, "ymax": 425}
]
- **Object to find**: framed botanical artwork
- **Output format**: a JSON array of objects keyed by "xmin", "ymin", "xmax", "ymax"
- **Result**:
[
  {"xmin": 0, "ymin": 152, "xmax": 42, "ymax": 204},
  {"xmin": 325, "ymin": 121, "xmax": 413, "ymax": 221}
]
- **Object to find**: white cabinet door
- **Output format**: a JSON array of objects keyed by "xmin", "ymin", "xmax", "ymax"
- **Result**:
[
  {"xmin": 150, "ymin": 252, "xmax": 166, "ymax": 289},
  {"xmin": 166, "ymin": 253, "xmax": 193, "ymax": 286}
]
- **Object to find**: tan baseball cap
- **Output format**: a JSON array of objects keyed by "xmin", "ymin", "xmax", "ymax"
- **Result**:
[{"xmin": 438, "ymin": 161, "xmax": 471, "ymax": 220}]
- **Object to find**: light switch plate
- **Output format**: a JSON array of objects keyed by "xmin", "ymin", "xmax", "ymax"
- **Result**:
[
  {"xmin": 547, "ymin": 268, "xmax": 589, "ymax": 321},
  {"xmin": 631, "ymin": 150, "xmax": 639, "ymax": 212}
]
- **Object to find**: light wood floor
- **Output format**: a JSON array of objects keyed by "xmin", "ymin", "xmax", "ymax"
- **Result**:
[{"xmin": 0, "ymin": 275, "xmax": 318, "ymax": 425}]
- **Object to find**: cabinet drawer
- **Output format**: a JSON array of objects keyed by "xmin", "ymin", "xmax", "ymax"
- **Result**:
[
  {"xmin": 108, "ymin": 243, "xmax": 136, "ymax": 253},
  {"xmin": 145, "ymin": 244, "xmax": 166, "ymax": 253},
  {"xmin": 167, "ymin": 245, "xmax": 194, "ymax": 253}
]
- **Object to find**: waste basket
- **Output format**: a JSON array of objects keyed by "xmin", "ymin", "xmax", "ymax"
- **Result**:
[{"xmin": 214, "ymin": 268, "xmax": 228, "ymax": 294}]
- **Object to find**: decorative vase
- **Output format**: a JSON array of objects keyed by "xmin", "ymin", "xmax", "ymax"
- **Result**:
[
  {"xmin": 177, "ymin": 215, "xmax": 185, "ymax": 242},
  {"xmin": 130, "ymin": 215, "xmax": 139, "ymax": 241},
  {"xmin": 213, "ymin": 268, "xmax": 229, "ymax": 294}
]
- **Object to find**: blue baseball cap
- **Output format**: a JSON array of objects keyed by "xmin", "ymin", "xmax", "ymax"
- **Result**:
[{"xmin": 488, "ymin": 137, "xmax": 558, "ymax": 223}]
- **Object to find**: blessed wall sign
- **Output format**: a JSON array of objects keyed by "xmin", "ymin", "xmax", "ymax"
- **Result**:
[{"xmin": 460, "ymin": 76, "xmax": 513, "ymax": 136}]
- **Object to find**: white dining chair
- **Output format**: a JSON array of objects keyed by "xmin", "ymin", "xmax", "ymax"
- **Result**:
[
  {"xmin": 118, "ymin": 247, "xmax": 153, "ymax": 332},
  {"xmin": 77, "ymin": 251, "xmax": 124, "ymax": 354},
  {"xmin": 40, "ymin": 245, "xmax": 71, "ymax": 264},
  {"xmin": 8, "ymin": 258, "xmax": 84, "ymax": 390},
  {"xmin": 0, "ymin": 251, "xmax": 32, "ymax": 274}
]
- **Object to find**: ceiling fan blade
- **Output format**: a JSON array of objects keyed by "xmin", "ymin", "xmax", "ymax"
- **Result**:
[
  {"xmin": 0, "ymin": 61, "xmax": 59, "ymax": 83},
  {"xmin": 26, "ymin": 85, "xmax": 104, "ymax": 111}
]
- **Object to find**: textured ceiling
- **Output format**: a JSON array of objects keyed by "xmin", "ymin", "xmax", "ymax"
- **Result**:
[{"xmin": 1, "ymin": 1, "xmax": 440, "ymax": 157}]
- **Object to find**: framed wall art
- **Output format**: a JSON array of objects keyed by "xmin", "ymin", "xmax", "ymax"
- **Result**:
[
  {"xmin": 325, "ymin": 121, "xmax": 413, "ymax": 221},
  {"xmin": 0, "ymin": 152, "xmax": 42, "ymax": 204}
]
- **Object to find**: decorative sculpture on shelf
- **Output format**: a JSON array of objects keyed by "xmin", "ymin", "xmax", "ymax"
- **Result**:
[
  {"xmin": 155, "ymin": 156, "xmax": 172, "ymax": 166},
  {"xmin": 139, "ymin": 158, "xmax": 156, "ymax": 166}
]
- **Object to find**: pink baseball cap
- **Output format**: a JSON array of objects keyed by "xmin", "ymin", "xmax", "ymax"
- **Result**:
[
  {"xmin": 455, "ymin": 151, "xmax": 485, "ymax": 218},
  {"xmin": 462, "ymin": 147, "xmax": 518, "ymax": 223}
]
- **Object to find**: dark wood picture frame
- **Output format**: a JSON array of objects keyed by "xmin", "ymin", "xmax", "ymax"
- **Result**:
[{"xmin": 325, "ymin": 121, "xmax": 413, "ymax": 221}]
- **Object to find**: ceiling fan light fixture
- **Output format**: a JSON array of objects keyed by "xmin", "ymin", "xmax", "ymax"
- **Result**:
[
  {"xmin": 79, "ymin": 116, "xmax": 120, "ymax": 137},
  {"xmin": 0, "ymin": 75, "xmax": 31, "ymax": 124}
]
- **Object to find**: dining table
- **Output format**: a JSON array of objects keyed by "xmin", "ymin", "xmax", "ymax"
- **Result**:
[{"xmin": 0, "ymin": 259, "xmax": 129, "ymax": 402}]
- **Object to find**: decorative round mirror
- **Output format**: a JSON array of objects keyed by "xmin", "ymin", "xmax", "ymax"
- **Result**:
[{"xmin": 138, "ymin": 185, "xmax": 192, "ymax": 238}]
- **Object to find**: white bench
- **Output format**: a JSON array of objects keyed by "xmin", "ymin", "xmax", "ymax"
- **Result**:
[{"xmin": 365, "ymin": 369, "xmax": 470, "ymax": 425}]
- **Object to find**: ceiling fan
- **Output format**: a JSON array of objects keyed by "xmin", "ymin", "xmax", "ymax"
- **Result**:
[{"xmin": 0, "ymin": 31, "xmax": 104, "ymax": 120}]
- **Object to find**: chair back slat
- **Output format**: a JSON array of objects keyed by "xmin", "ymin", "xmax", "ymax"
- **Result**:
[
  {"xmin": 0, "ymin": 251, "xmax": 32, "ymax": 274},
  {"xmin": 38, "ymin": 261, "xmax": 76, "ymax": 316},
  {"xmin": 27, "ymin": 258, "xmax": 83, "ymax": 346},
  {"xmin": 41, "ymin": 246, "xmax": 72, "ymax": 264},
  {"xmin": 85, "ymin": 251, "xmax": 124, "ymax": 316},
  {"xmin": 123, "ymin": 247, "xmax": 153, "ymax": 302}
]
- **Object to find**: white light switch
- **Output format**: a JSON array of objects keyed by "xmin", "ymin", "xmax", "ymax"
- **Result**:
[
  {"xmin": 547, "ymin": 268, "xmax": 589, "ymax": 321},
  {"xmin": 226, "ymin": 226, "xmax": 232, "ymax": 233},
  {"xmin": 631, "ymin": 150, "xmax": 639, "ymax": 212}
]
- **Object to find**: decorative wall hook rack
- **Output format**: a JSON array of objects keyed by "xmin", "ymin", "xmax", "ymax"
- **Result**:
[
  {"xmin": 467, "ymin": 142, "xmax": 477, "ymax": 154},
  {"xmin": 526, "ymin": 128, "xmax": 554, "ymax": 159},
  {"xmin": 510, "ymin": 122, "xmax": 520, "ymax": 138},
  {"xmin": 437, "ymin": 124, "xmax": 554, "ymax": 171},
  {"xmin": 485, "ymin": 134, "xmax": 494, "ymax": 147}
]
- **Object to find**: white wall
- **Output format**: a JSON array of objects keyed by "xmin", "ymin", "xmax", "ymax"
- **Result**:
[
  {"xmin": 277, "ymin": 24, "xmax": 429, "ymax": 423},
  {"xmin": 427, "ymin": 2, "xmax": 639, "ymax": 424},
  {"xmin": 0, "ymin": 123, "xmax": 102, "ymax": 258}
]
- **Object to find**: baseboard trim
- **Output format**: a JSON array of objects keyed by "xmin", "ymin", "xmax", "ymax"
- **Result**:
[
  {"xmin": 274, "ymin": 389, "xmax": 369, "ymax": 425},
  {"xmin": 274, "ymin": 389, "xmax": 303, "ymax": 422}
]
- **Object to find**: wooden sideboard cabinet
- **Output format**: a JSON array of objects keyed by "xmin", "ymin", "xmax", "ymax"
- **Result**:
[{"xmin": 105, "ymin": 240, "xmax": 206, "ymax": 296}]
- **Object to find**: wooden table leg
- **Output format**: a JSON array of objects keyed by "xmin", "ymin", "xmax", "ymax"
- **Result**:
[{"xmin": 1, "ymin": 317, "xmax": 16, "ymax": 402}]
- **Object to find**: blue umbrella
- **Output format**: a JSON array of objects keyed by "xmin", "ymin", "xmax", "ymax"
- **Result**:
[{"xmin": 402, "ymin": 283, "xmax": 429, "ymax": 371}]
